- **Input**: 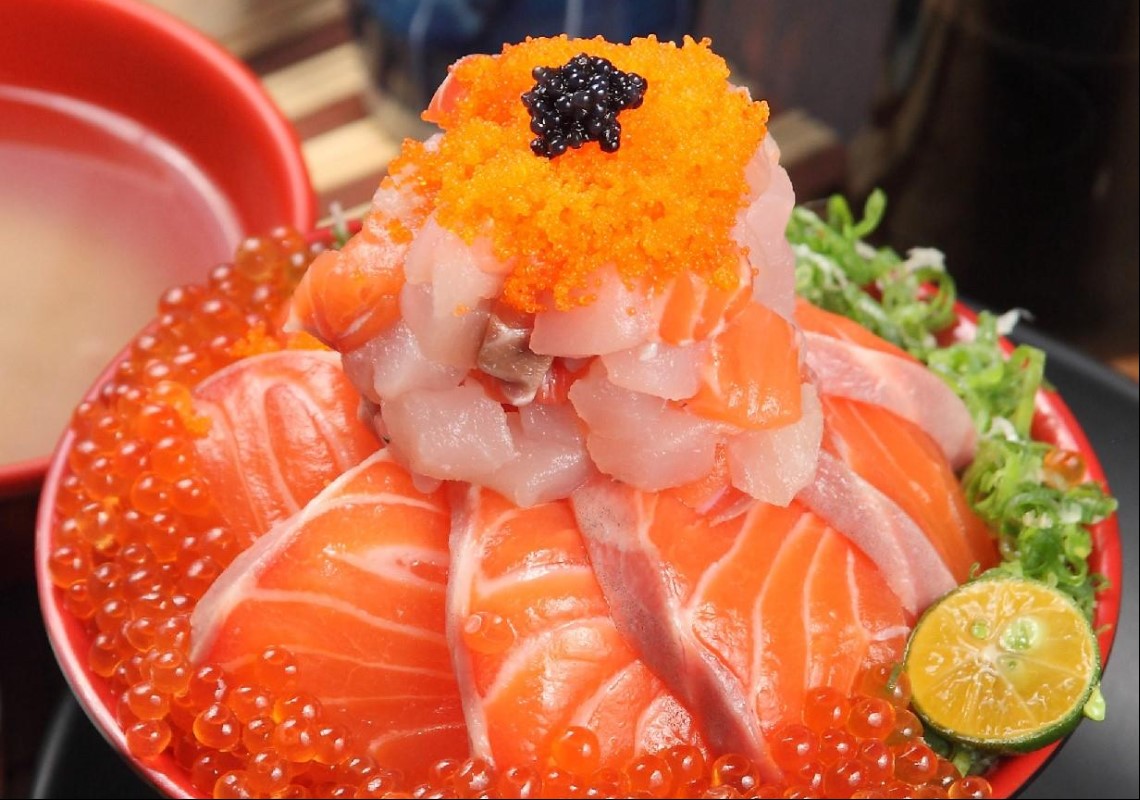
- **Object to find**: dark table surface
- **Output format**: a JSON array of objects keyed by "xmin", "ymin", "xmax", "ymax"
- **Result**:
[{"xmin": 5, "ymin": 323, "xmax": 1138, "ymax": 800}]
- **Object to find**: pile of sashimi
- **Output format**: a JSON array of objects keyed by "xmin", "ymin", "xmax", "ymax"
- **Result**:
[{"xmin": 45, "ymin": 36, "xmax": 1117, "ymax": 800}]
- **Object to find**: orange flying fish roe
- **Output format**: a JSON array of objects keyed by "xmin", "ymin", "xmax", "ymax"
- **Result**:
[{"xmin": 389, "ymin": 35, "xmax": 769, "ymax": 313}]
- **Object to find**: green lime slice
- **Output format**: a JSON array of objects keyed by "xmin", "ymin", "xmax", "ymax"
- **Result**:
[{"xmin": 904, "ymin": 575, "xmax": 1101, "ymax": 753}]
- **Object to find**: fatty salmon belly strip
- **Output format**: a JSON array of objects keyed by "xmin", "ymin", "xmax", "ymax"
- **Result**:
[
  {"xmin": 821, "ymin": 395, "xmax": 998, "ymax": 582},
  {"xmin": 800, "ymin": 527, "xmax": 909, "ymax": 706},
  {"xmin": 687, "ymin": 502, "xmax": 816, "ymax": 733},
  {"xmin": 684, "ymin": 500, "xmax": 907, "ymax": 737},
  {"xmin": 190, "ymin": 449, "xmax": 468, "ymax": 778},
  {"xmin": 193, "ymin": 349, "xmax": 380, "ymax": 546},
  {"xmin": 448, "ymin": 488, "xmax": 706, "ymax": 770},
  {"xmin": 571, "ymin": 479, "xmax": 777, "ymax": 780},
  {"xmin": 796, "ymin": 450, "xmax": 957, "ymax": 616},
  {"xmin": 801, "ymin": 330, "xmax": 976, "ymax": 470}
]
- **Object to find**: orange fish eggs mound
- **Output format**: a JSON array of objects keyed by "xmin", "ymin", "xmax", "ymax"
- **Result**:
[
  {"xmin": 49, "ymin": 230, "xmax": 994, "ymax": 799},
  {"xmin": 393, "ymin": 35, "xmax": 768, "ymax": 313}
]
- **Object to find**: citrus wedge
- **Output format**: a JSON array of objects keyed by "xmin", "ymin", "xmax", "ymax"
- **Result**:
[{"xmin": 905, "ymin": 575, "xmax": 1101, "ymax": 753}]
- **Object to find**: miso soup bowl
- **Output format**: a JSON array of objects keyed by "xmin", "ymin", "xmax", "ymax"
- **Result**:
[{"xmin": 0, "ymin": 0, "xmax": 316, "ymax": 495}]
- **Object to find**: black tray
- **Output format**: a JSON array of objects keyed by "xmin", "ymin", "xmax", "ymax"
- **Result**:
[{"xmin": 29, "ymin": 326, "xmax": 1140, "ymax": 799}]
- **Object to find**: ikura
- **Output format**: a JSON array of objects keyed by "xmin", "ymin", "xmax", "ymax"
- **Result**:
[{"xmin": 765, "ymin": 666, "xmax": 994, "ymax": 799}]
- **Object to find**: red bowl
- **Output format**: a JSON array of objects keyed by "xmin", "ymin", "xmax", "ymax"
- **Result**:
[
  {"xmin": 34, "ymin": 296, "xmax": 1123, "ymax": 798},
  {"xmin": 0, "ymin": 0, "xmax": 316, "ymax": 494}
]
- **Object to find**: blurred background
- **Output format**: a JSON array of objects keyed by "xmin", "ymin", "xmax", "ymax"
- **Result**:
[{"xmin": 1, "ymin": 0, "xmax": 1136, "ymax": 796}]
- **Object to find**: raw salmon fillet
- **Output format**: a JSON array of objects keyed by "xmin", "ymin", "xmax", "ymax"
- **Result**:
[
  {"xmin": 688, "ymin": 302, "xmax": 804, "ymax": 431},
  {"xmin": 193, "ymin": 349, "xmax": 379, "ymax": 547},
  {"xmin": 289, "ymin": 177, "xmax": 426, "ymax": 352},
  {"xmin": 794, "ymin": 298, "xmax": 915, "ymax": 359},
  {"xmin": 819, "ymin": 395, "xmax": 998, "ymax": 583},
  {"xmin": 190, "ymin": 450, "xmax": 468, "ymax": 777},
  {"xmin": 796, "ymin": 300, "xmax": 976, "ymax": 469},
  {"xmin": 449, "ymin": 487, "xmax": 706, "ymax": 770},
  {"xmin": 571, "ymin": 481, "xmax": 910, "ymax": 782}
]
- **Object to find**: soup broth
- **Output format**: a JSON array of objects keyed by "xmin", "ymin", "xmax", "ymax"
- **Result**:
[{"xmin": 0, "ymin": 86, "xmax": 241, "ymax": 466}]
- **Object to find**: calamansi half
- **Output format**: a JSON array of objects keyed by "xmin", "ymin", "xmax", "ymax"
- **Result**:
[{"xmin": 904, "ymin": 575, "xmax": 1101, "ymax": 753}]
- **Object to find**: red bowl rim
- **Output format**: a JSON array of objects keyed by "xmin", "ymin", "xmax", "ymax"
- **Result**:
[
  {"xmin": 0, "ymin": 0, "xmax": 316, "ymax": 494},
  {"xmin": 34, "ymin": 298, "xmax": 1125, "ymax": 798}
]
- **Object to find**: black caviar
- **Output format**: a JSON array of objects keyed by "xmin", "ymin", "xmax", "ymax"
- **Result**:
[{"xmin": 521, "ymin": 53, "xmax": 647, "ymax": 158}]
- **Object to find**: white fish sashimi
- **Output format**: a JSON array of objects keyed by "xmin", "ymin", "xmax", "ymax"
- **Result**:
[
  {"xmin": 803, "ymin": 331, "xmax": 976, "ymax": 469},
  {"xmin": 399, "ymin": 218, "xmax": 504, "ymax": 369},
  {"xmin": 382, "ymin": 383, "xmax": 517, "ymax": 482},
  {"xmin": 406, "ymin": 218, "xmax": 506, "ymax": 302},
  {"xmin": 728, "ymin": 383, "xmax": 823, "ymax": 506},
  {"xmin": 518, "ymin": 402, "xmax": 585, "ymax": 445},
  {"xmin": 342, "ymin": 321, "xmax": 465, "ymax": 402},
  {"xmin": 741, "ymin": 135, "xmax": 773, "ymax": 201},
  {"xmin": 737, "ymin": 136, "xmax": 797, "ymax": 320},
  {"xmin": 485, "ymin": 438, "xmax": 591, "ymax": 508},
  {"xmin": 485, "ymin": 407, "xmax": 592, "ymax": 507},
  {"xmin": 585, "ymin": 430, "xmax": 718, "ymax": 493},
  {"xmin": 401, "ymin": 283, "xmax": 491, "ymax": 370},
  {"xmin": 602, "ymin": 342, "xmax": 706, "ymax": 400},
  {"xmin": 402, "ymin": 216, "xmax": 444, "ymax": 286},
  {"xmin": 530, "ymin": 267, "xmax": 661, "ymax": 358},
  {"xmin": 568, "ymin": 364, "xmax": 722, "ymax": 491}
]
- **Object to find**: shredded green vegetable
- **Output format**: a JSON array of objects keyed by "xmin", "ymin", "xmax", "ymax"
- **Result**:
[
  {"xmin": 926, "ymin": 314, "xmax": 1044, "ymax": 438},
  {"xmin": 789, "ymin": 191, "xmax": 1118, "ymax": 770},
  {"xmin": 788, "ymin": 190, "xmax": 956, "ymax": 360},
  {"xmin": 925, "ymin": 311, "xmax": 1115, "ymax": 617}
]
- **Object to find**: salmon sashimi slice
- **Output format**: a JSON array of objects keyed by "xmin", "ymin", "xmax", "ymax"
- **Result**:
[
  {"xmin": 732, "ymin": 506, "xmax": 909, "ymax": 729},
  {"xmin": 801, "ymin": 330, "xmax": 976, "ymax": 469},
  {"xmin": 796, "ymin": 297, "xmax": 976, "ymax": 470},
  {"xmin": 190, "ymin": 450, "xmax": 468, "ymax": 777},
  {"xmin": 422, "ymin": 54, "xmax": 475, "ymax": 124},
  {"xmin": 796, "ymin": 450, "xmax": 957, "ymax": 615},
  {"xmin": 687, "ymin": 302, "xmax": 803, "ymax": 431},
  {"xmin": 571, "ymin": 480, "xmax": 909, "ymax": 781},
  {"xmin": 821, "ymin": 395, "xmax": 998, "ymax": 582},
  {"xmin": 794, "ymin": 298, "xmax": 916, "ymax": 360},
  {"xmin": 657, "ymin": 255, "xmax": 753, "ymax": 346},
  {"xmin": 192, "ymin": 349, "xmax": 380, "ymax": 547},
  {"xmin": 448, "ymin": 487, "xmax": 706, "ymax": 770},
  {"xmin": 289, "ymin": 177, "xmax": 426, "ymax": 352}
]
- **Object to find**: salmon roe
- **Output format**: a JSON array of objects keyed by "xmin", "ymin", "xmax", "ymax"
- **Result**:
[
  {"xmin": 48, "ymin": 230, "xmax": 998, "ymax": 798},
  {"xmin": 394, "ymin": 35, "xmax": 769, "ymax": 313}
]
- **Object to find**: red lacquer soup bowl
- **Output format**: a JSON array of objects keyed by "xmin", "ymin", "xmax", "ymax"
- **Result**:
[
  {"xmin": 34, "ymin": 282, "xmax": 1123, "ymax": 797},
  {"xmin": 0, "ymin": 0, "xmax": 316, "ymax": 495}
]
